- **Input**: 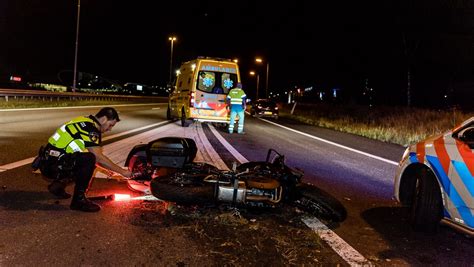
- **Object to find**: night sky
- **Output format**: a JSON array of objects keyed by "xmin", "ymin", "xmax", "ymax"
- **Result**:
[{"xmin": 2, "ymin": 1, "xmax": 474, "ymax": 107}]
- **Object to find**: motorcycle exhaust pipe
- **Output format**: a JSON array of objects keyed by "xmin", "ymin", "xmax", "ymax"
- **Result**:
[{"xmin": 216, "ymin": 182, "xmax": 246, "ymax": 204}]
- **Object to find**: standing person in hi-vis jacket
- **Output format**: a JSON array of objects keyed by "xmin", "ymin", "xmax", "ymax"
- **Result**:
[{"xmin": 226, "ymin": 83, "xmax": 247, "ymax": 134}]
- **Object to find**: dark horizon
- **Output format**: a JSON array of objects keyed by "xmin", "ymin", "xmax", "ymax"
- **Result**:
[{"xmin": 2, "ymin": 0, "xmax": 474, "ymax": 107}]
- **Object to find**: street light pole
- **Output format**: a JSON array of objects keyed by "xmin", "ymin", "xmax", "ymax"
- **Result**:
[
  {"xmin": 265, "ymin": 62, "xmax": 269, "ymax": 98},
  {"xmin": 72, "ymin": 0, "xmax": 81, "ymax": 93},
  {"xmin": 168, "ymin": 36, "xmax": 177, "ymax": 85},
  {"xmin": 256, "ymin": 74, "xmax": 260, "ymax": 100},
  {"xmin": 250, "ymin": 71, "xmax": 260, "ymax": 100},
  {"xmin": 255, "ymin": 57, "xmax": 270, "ymax": 98}
]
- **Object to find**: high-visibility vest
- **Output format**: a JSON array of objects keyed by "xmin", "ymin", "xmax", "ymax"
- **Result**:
[
  {"xmin": 48, "ymin": 115, "xmax": 101, "ymax": 154},
  {"xmin": 227, "ymin": 88, "xmax": 246, "ymax": 105}
]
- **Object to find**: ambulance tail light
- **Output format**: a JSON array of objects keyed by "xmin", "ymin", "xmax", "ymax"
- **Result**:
[{"xmin": 190, "ymin": 92, "xmax": 195, "ymax": 107}]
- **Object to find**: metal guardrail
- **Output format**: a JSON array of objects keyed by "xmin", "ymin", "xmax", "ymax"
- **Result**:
[{"xmin": 0, "ymin": 88, "xmax": 167, "ymax": 102}]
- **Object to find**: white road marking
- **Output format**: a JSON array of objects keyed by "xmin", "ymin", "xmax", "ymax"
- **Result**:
[
  {"xmin": 302, "ymin": 217, "xmax": 372, "ymax": 266},
  {"xmin": 207, "ymin": 124, "xmax": 249, "ymax": 164},
  {"xmin": 0, "ymin": 157, "xmax": 36, "ymax": 172},
  {"xmin": 260, "ymin": 118, "xmax": 399, "ymax": 166},
  {"xmin": 194, "ymin": 124, "xmax": 229, "ymax": 170},
  {"xmin": 0, "ymin": 121, "xmax": 170, "ymax": 173},
  {"xmin": 103, "ymin": 121, "xmax": 170, "ymax": 141},
  {"xmin": 0, "ymin": 103, "xmax": 164, "ymax": 112}
]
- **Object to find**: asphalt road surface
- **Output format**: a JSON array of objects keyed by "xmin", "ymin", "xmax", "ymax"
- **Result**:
[{"xmin": 1, "ymin": 104, "xmax": 473, "ymax": 265}]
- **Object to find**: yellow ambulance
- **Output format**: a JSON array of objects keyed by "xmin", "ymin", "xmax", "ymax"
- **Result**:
[{"xmin": 167, "ymin": 57, "xmax": 241, "ymax": 127}]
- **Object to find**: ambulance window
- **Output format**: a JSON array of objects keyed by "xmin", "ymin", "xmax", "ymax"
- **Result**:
[
  {"xmin": 221, "ymin": 73, "xmax": 236, "ymax": 94},
  {"xmin": 197, "ymin": 71, "xmax": 216, "ymax": 92}
]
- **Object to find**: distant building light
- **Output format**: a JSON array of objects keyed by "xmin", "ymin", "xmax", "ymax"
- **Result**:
[
  {"xmin": 137, "ymin": 85, "xmax": 143, "ymax": 91},
  {"xmin": 304, "ymin": 86, "xmax": 313, "ymax": 92},
  {"xmin": 10, "ymin": 76, "xmax": 22, "ymax": 82}
]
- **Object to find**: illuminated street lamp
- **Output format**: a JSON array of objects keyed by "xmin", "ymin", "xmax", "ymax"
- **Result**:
[
  {"xmin": 72, "ymin": 0, "xmax": 81, "ymax": 93},
  {"xmin": 255, "ymin": 57, "xmax": 270, "ymax": 98},
  {"xmin": 168, "ymin": 36, "xmax": 177, "ymax": 85},
  {"xmin": 250, "ymin": 71, "xmax": 260, "ymax": 100}
]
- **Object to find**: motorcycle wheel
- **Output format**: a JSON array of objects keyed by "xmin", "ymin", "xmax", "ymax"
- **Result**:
[
  {"xmin": 293, "ymin": 183, "xmax": 347, "ymax": 222},
  {"xmin": 127, "ymin": 155, "xmax": 150, "ymax": 194},
  {"xmin": 150, "ymin": 163, "xmax": 217, "ymax": 205}
]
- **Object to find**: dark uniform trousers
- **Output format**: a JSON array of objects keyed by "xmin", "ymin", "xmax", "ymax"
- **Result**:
[{"xmin": 39, "ymin": 145, "xmax": 97, "ymax": 195}]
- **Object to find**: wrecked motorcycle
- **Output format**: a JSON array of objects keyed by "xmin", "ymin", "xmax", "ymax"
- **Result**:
[{"xmin": 125, "ymin": 137, "xmax": 345, "ymax": 222}]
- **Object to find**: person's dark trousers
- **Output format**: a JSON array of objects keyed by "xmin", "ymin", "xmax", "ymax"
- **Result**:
[{"xmin": 69, "ymin": 152, "xmax": 101, "ymax": 212}]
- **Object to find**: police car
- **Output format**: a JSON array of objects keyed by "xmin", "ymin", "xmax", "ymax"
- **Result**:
[{"xmin": 394, "ymin": 117, "xmax": 474, "ymax": 235}]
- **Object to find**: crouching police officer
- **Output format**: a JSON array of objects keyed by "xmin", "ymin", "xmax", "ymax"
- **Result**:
[{"xmin": 32, "ymin": 107, "xmax": 132, "ymax": 212}]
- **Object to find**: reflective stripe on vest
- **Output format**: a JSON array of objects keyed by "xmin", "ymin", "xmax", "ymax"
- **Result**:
[
  {"xmin": 48, "ymin": 116, "xmax": 99, "ymax": 153},
  {"xmin": 227, "ymin": 88, "xmax": 246, "ymax": 105}
]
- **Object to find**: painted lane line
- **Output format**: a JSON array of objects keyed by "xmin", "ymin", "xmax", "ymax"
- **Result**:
[
  {"xmin": 207, "ymin": 124, "xmax": 248, "ymax": 164},
  {"xmin": 103, "ymin": 121, "xmax": 170, "ymax": 141},
  {"xmin": 0, "ymin": 157, "xmax": 36, "ymax": 172},
  {"xmin": 302, "ymin": 217, "xmax": 372, "ymax": 266},
  {"xmin": 0, "ymin": 121, "xmax": 170, "ymax": 173},
  {"xmin": 260, "ymin": 118, "xmax": 399, "ymax": 166},
  {"xmin": 0, "ymin": 103, "xmax": 165, "ymax": 112},
  {"xmin": 194, "ymin": 124, "xmax": 229, "ymax": 170}
]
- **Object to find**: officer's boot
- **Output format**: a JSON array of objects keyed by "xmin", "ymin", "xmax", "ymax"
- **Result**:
[
  {"xmin": 70, "ymin": 189, "xmax": 101, "ymax": 212},
  {"xmin": 70, "ymin": 174, "xmax": 100, "ymax": 212},
  {"xmin": 48, "ymin": 180, "xmax": 71, "ymax": 199}
]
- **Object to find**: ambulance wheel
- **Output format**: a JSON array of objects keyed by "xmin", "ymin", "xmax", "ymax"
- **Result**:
[
  {"xmin": 166, "ymin": 105, "xmax": 172, "ymax": 120},
  {"xmin": 150, "ymin": 172, "xmax": 214, "ymax": 205},
  {"xmin": 181, "ymin": 108, "xmax": 190, "ymax": 127},
  {"xmin": 410, "ymin": 170, "xmax": 443, "ymax": 233}
]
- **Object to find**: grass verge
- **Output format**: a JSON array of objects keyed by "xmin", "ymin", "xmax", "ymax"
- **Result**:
[{"xmin": 280, "ymin": 103, "xmax": 472, "ymax": 146}]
